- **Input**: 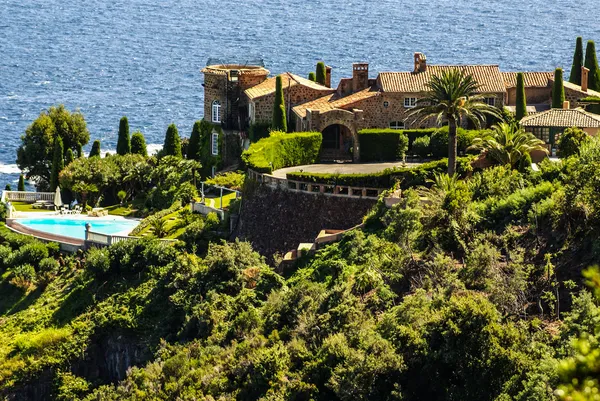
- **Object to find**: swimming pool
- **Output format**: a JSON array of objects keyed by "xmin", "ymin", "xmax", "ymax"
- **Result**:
[{"xmin": 15, "ymin": 217, "xmax": 139, "ymax": 240}]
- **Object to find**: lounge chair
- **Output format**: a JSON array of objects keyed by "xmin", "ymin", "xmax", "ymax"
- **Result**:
[{"xmin": 73, "ymin": 205, "xmax": 82, "ymax": 215}]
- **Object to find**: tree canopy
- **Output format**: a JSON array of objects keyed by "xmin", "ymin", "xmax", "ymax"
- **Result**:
[
  {"xmin": 116, "ymin": 116, "xmax": 131, "ymax": 155},
  {"xmin": 163, "ymin": 123, "xmax": 182, "ymax": 157}
]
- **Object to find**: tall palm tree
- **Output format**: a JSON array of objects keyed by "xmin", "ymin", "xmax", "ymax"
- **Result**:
[
  {"xmin": 469, "ymin": 122, "xmax": 548, "ymax": 169},
  {"xmin": 409, "ymin": 69, "xmax": 502, "ymax": 175}
]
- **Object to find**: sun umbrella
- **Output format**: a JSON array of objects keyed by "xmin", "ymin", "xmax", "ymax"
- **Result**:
[{"xmin": 54, "ymin": 187, "xmax": 63, "ymax": 207}]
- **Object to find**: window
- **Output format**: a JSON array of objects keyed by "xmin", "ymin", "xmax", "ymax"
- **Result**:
[
  {"xmin": 248, "ymin": 102, "xmax": 255, "ymax": 123},
  {"xmin": 383, "ymin": 101, "xmax": 389, "ymax": 108},
  {"xmin": 389, "ymin": 121, "xmax": 405, "ymax": 130},
  {"xmin": 484, "ymin": 97, "xmax": 496, "ymax": 106},
  {"xmin": 211, "ymin": 166, "xmax": 217, "ymax": 177},
  {"xmin": 211, "ymin": 132, "xmax": 219, "ymax": 156},
  {"xmin": 211, "ymin": 100, "xmax": 221, "ymax": 123},
  {"xmin": 532, "ymin": 127, "xmax": 550, "ymax": 143},
  {"xmin": 404, "ymin": 97, "xmax": 417, "ymax": 108}
]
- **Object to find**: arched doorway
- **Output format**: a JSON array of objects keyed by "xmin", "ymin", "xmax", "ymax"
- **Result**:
[{"xmin": 320, "ymin": 124, "xmax": 354, "ymax": 162}]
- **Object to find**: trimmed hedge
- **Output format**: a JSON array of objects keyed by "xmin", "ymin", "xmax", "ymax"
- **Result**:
[
  {"xmin": 358, "ymin": 129, "xmax": 408, "ymax": 162},
  {"xmin": 286, "ymin": 157, "xmax": 473, "ymax": 189},
  {"xmin": 242, "ymin": 131, "xmax": 322, "ymax": 173}
]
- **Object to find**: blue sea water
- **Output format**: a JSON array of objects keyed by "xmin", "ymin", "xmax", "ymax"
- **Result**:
[{"xmin": 1, "ymin": 0, "xmax": 599, "ymax": 188}]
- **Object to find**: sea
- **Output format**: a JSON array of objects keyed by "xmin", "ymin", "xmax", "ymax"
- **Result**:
[{"xmin": 1, "ymin": 0, "xmax": 599, "ymax": 189}]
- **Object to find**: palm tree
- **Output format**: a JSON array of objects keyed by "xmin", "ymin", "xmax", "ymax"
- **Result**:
[
  {"xmin": 468, "ymin": 122, "xmax": 548, "ymax": 169},
  {"xmin": 409, "ymin": 69, "xmax": 502, "ymax": 175}
]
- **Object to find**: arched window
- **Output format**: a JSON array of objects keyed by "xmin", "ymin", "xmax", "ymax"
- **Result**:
[
  {"xmin": 389, "ymin": 121, "xmax": 405, "ymax": 130},
  {"xmin": 212, "ymin": 100, "xmax": 221, "ymax": 123}
]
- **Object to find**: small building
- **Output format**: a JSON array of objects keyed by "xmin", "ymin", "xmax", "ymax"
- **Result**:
[{"xmin": 520, "ymin": 106, "xmax": 600, "ymax": 154}]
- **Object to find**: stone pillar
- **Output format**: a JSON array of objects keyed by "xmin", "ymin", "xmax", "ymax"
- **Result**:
[{"xmin": 352, "ymin": 109, "xmax": 364, "ymax": 162}]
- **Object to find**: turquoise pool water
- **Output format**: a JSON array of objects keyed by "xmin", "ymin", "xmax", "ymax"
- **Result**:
[{"xmin": 16, "ymin": 217, "xmax": 139, "ymax": 240}]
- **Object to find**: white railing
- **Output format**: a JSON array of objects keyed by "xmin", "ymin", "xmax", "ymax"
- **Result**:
[
  {"xmin": 190, "ymin": 202, "xmax": 225, "ymax": 220},
  {"xmin": 2, "ymin": 191, "xmax": 54, "ymax": 202},
  {"xmin": 85, "ymin": 230, "xmax": 176, "ymax": 247}
]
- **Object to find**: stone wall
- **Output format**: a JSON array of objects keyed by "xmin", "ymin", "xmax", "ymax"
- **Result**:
[
  {"xmin": 565, "ymin": 86, "xmax": 589, "ymax": 108},
  {"xmin": 506, "ymin": 86, "xmax": 551, "ymax": 105}
]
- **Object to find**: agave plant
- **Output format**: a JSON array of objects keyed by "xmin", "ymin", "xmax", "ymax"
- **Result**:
[
  {"xmin": 469, "ymin": 122, "xmax": 548, "ymax": 169},
  {"xmin": 408, "ymin": 69, "xmax": 502, "ymax": 175},
  {"xmin": 150, "ymin": 217, "xmax": 169, "ymax": 238}
]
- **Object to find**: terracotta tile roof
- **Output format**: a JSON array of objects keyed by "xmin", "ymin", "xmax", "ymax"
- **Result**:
[
  {"xmin": 245, "ymin": 73, "xmax": 333, "ymax": 100},
  {"xmin": 378, "ymin": 65, "xmax": 506, "ymax": 94},
  {"xmin": 520, "ymin": 108, "xmax": 600, "ymax": 128},
  {"xmin": 292, "ymin": 87, "xmax": 380, "ymax": 118},
  {"xmin": 502, "ymin": 72, "xmax": 553, "ymax": 88},
  {"xmin": 557, "ymin": 80, "xmax": 600, "ymax": 98}
]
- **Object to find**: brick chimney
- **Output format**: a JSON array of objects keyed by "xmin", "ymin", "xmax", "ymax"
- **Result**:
[
  {"xmin": 414, "ymin": 52, "xmax": 427, "ymax": 73},
  {"xmin": 352, "ymin": 63, "xmax": 369, "ymax": 92},
  {"xmin": 563, "ymin": 100, "xmax": 570, "ymax": 109},
  {"xmin": 582, "ymin": 66, "xmax": 590, "ymax": 92},
  {"xmin": 325, "ymin": 65, "xmax": 332, "ymax": 88}
]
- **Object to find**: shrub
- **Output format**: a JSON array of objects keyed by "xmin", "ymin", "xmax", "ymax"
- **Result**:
[
  {"xmin": 242, "ymin": 131, "xmax": 322, "ymax": 173},
  {"xmin": 316, "ymin": 61, "xmax": 326, "ymax": 85},
  {"xmin": 131, "ymin": 131, "xmax": 148, "ymax": 157},
  {"xmin": 38, "ymin": 257, "xmax": 60, "ymax": 274},
  {"xmin": 117, "ymin": 190, "xmax": 127, "ymax": 204},
  {"xmin": 86, "ymin": 247, "xmax": 110, "ymax": 277},
  {"xmin": 552, "ymin": 68, "xmax": 565, "ymax": 108},
  {"xmin": 249, "ymin": 122, "xmax": 271, "ymax": 143},
  {"xmin": 357, "ymin": 129, "xmax": 408, "ymax": 161},
  {"xmin": 12, "ymin": 242, "xmax": 49, "ymax": 267},
  {"xmin": 412, "ymin": 136, "xmax": 430, "ymax": 159},
  {"xmin": 150, "ymin": 217, "xmax": 170, "ymax": 238},
  {"xmin": 0, "ymin": 245, "xmax": 12, "ymax": 270},
  {"xmin": 272, "ymin": 76, "xmax": 287, "ymax": 132},
  {"xmin": 558, "ymin": 127, "xmax": 590, "ymax": 158},
  {"xmin": 175, "ymin": 182, "xmax": 198, "ymax": 205},
  {"xmin": 117, "ymin": 116, "xmax": 131, "ymax": 155},
  {"xmin": 89, "ymin": 140, "xmax": 101, "ymax": 157},
  {"xmin": 11, "ymin": 264, "xmax": 36, "ymax": 289},
  {"xmin": 18, "ymin": 174, "xmax": 25, "ymax": 191},
  {"xmin": 163, "ymin": 123, "xmax": 182, "ymax": 158},
  {"xmin": 205, "ymin": 171, "xmax": 245, "ymax": 190}
]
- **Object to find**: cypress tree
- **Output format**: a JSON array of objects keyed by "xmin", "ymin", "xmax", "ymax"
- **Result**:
[
  {"xmin": 50, "ymin": 136, "xmax": 64, "ymax": 191},
  {"xmin": 116, "ymin": 116, "xmax": 131, "ymax": 155},
  {"xmin": 585, "ymin": 40, "xmax": 600, "ymax": 91},
  {"xmin": 131, "ymin": 131, "xmax": 147, "ymax": 157},
  {"xmin": 188, "ymin": 121, "xmax": 202, "ymax": 160},
  {"xmin": 308, "ymin": 72, "xmax": 316, "ymax": 82},
  {"xmin": 18, "ymin": 174, "xmax": 25, "ymax": 191},
  {"xmin": 515, "ymin": 72, "xmax": 527, "ymax": 120},
  {"xmin": 569, "ymin": 37, "xmax": 584, "ymax": 85},
  {"xmin": 552, "ymin": 68, "xmax": 566, "ymax": 109},
  {"xmin": 5, "ymin": 184, "xmax": 11, "ymax": 191},
  {"xmin": 163, "ymin": 123, "xmax": 182, "ymax": 157},
  {"xmin": 272, "ymin": 75, "xmax": 287, "ymax": 132},
  {"xmin": 76, "ymin": 143, "xmax": 83, "ymax": 158},
  {"xmin": 65, "ymin": 148, "xmax": 74, "ymax": 165},
  {"xmin": 316, "ymin": 62, "xmax": 326, "ymax": 85},
  {"xmin": 89, "ymin": 140, "xmax": 101, "ymax": 157}
]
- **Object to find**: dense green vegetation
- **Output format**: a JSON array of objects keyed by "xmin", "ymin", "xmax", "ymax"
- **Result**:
[
  {"xmin": 89, "ymin": 140, "xmax": 101, "ymax": 158},
  {"xmin": 130, "ymin": 131, "xmax": 147, "ymax": 157},
  {"xmin": 49, "ymin": 136, "xmax": 64, "ymax": 191},
  {"xmin": 163, "ymin": 123, "xmax": 183, "ymax": 158},
  {"xmin": 242, "ymin": 131, "xmax": 322, "ymax": 173},
  {"xmin": 569, "ymin": 37, "xmax": 584, "ymax": 85},
  {"xmin": 516, "ymin": 72, "xmax": 527, "ymax": 120},
  {"xmin": 316, "ymin": 61, "xmax": 326, "ymax": 86},
  {"xmin": 585, "ymin": 40, "xmax": 600, "ymax": 92},
  {"xmin": 272, "ymin": 76, "xmax": 287, "ymax": 133},
  {"xmin": 116, "ymin": 116, "xmax": 131, "ymax": 155},
  {"xmin": 358, "ymin": 129, "xmax": 409, "ymax": 162},
  {"xmin": 17, "ymin": 174, "xmax": 25, "ymax": 192},
  {"xmin": 552, "ymin": 68, "xmax": 566, "ymax": 108}
]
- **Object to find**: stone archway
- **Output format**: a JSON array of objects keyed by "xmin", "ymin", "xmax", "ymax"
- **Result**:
[{"xmin": 320, "ymin": 124, "xmax": 354, "ymax": 162}]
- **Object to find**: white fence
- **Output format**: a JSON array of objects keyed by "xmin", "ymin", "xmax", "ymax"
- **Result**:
[
  {"xmin": 190, "ymin": 202, "xmax": 225, "ymax": 220},
  {"xmin": 1, "ymin": 191, "xmax": 54, "ymax": 203},
  {"xmin": 85, "ymin": 229, "xmax": 177, "ymax": 247}
]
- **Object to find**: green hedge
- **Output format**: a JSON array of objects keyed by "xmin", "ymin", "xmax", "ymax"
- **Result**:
[
  {"xmin": 286, "ymin": 157, "xmax": 473, "ymax": 189},
  {"xmin": 358, "ymin": 129, "xmax": 409, "ymax": 162},
  {"xmin": 242, "ymin": 131, "xmax": 322, "ymax": 173}
]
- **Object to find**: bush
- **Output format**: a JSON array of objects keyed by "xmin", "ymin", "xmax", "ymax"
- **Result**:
[
  {"xmin": 175, "ymin": 182, "xmax": 198, "ymax": 205},
  {"xmin": 205, "ymin": 171, "xmax": 245, "ymax": 190},
  {"xmin": 412, "ymin": 136, "xmax": 430, "ymax": 159},
  {"xmin": 249, "ymin": 122, "xmax": 271, "ymax": 143},
  {"xmin": 86, "ymin": 247, "xmax": 110, "ymax": 277},
  {"xmin": 0, "ymin": 245, "xmax": 12, "ymax": 270},
  {"xmin": 11, "ymin": 263, "xmax": 36, "ymax": 289},
  {"xmin": 11, "ymin": 242, "xmax": 49, "ymax": 267},
  {"xmin": 558, "ymin": 127, "xmax": 590, "ymax": 158},
  {"xmin": 38, "ymin": 257, "xmax": 60, "ymax": 274},
  {"xmin": 242, "ymin": 131, "xmax": 322, "ymax": 173},
  {"xmin": 358, "ymin": 129, "xmax": 409, "ymax": 161}
]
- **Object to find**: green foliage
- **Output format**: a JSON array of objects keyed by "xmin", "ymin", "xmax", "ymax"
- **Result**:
[
  {"xmin": 558, "ymin": 127, "xmax": 590, "ymax": 158},
  {"xmin": 308, "ymin": 71, "xmax": 316, "ymax": 82},
  {"xmin": 516, "ymin": 72, "xmax": 527, "ymax": 120},
  {"xmin": 88, "ymin": 140, "xmax": 101, "ymax": 158},
  {"xmin": 249, "ymin": 122, "xmax": 271, "ymax": 143},
  {"xmin": 316, "ymin": 61, "xmax": 327, "ymax": 85},
  {"xmin": 272, "ymin": 75, "xmax": 287, "ymax": 132},
  {"xmin": 187, "ymin": 120, "xmax": 201, "ymax": 160},
  {"xmin": 65, "ymin": 148, "xmax": 74, "ymax": 166},
  {"xmin": 412, "ymin": 135, "xmax": 430, "ymax": 159},
  {"xmin": 17, "ymin": 104, "xmax": 89, "ymax": 190},
  {"xmin": 552, "ymin": 68, "xmax": 566, "ymax": 108},
  {"xmin": 197, "ymin": 121, "xmax": 222, "ymax": 178},
  {"xmin": 357, "ymin": 129, "xmax": 409, "ymax": 161},
  {"xmin": 117, "ymin": 116, "xmax": 131, "ymax": 155},
  {"xmin": 49, "ymin": 136, "xmax": 64, "ymax": 191},
  {"xmin": 585, "ymin": 40, "xmax": 600, "ymax": 92},
  {"xmin": 205, "ymin": 171, "xmax": 244, "ymax": 190},
  {"xmin": 17, "ymin": 174, "xmax": 25, "ymax": 192},
  {"xmin": 130, "ymin": 131, "xmax": 147, "ymax": 157},
  {"xmin": 163, "ymin": 123, "xmax": 182, "ymax": 157},
  {"xmin": 150, "ymin": 217, "xmax": 170, "ymax": 238},
  {"xmin": 242, "ymin": 131, "xmax": 322, "ymax": 173},
  {"xmin": 570, "ymin": 37, "xmax": 584, "ymax": 85}
]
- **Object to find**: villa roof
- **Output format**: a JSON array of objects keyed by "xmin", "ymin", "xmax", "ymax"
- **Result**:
[
  {"xmin": 556, "ymin": 80, "xmax": 600, "ymax": 98},
  {"xmin": 245, "ymin": 73, "xmax": 333, "ymax": 100},
  {"xmin": 378, "ymin": 65, "xmax": 506, "ymax": 94},
  {"xmin": 502, "ymin": 72, "xmax": 554, "ymax": 88},
  {"xmin": 520, "ymin": 108, "xmax": 600, "ymax": 128},
  {"xmin": 292, "ymin": 87, "xmax": 380, "ymax": 118}
]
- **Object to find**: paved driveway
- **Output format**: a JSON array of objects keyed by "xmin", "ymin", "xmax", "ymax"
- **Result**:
[{"xmin": 272, "ymin": 161, "xmax": 422, "ymax": 178}]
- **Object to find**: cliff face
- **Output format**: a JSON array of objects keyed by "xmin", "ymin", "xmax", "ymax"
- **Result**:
[{"xmin": 235, "ymin": 185, "xmax": 376, "ymax": 261}]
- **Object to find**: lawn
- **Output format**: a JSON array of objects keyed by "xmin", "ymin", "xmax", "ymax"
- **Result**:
[
  {"xmin": 11, "ymin": 202, "xmax": 54, "ymax": 213},
  {"xmin": 203, "ymin": 192, "xmax": 237, "ymax": 209},
  {"xmin": 105, "ymin": 204, "xmax": 138, "ymax": 217}
]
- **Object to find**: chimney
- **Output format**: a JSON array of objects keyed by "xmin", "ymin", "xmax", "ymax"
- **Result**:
[
  {"xmin": 563, "ymin": 100, "xmax": 570, "ymax": 109},
  {"xmin": 582, "ymin": 66, "xmax": 590, "ymax": 92},
  {"xmin": 352, "ymin": 63, "xmax": 369, "ymax": 92},
  {"xmin": 325, "ymin": 65, "xmax": 332, "ymax": 88},
  {"xmin": 414, "ymin": 52, "xmax": 427, "ymax": 73}
]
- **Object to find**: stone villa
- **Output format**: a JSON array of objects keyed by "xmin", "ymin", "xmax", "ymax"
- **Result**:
[{"xmin": 202, "ymin": 53, "xmax": 600, "ymax": 161}]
